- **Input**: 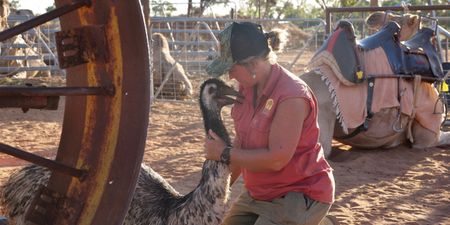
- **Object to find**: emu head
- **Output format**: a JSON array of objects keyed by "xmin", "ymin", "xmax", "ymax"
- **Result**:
[
  {"xmin": 199, "ymin": 78, "xmax": 242, "ymax": 114},
  {"xmin": 199, "ymin": 79, "xmax": 243, "ymax": 143}
]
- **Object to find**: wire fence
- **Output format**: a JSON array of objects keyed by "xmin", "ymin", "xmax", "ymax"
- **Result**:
[
  {"xmin": 1, "ymin": 7, "xmax": 449, "ymax": 103},
  {"xmin": 149, "ymin": 17, "xmax": 326, "ymax": 101},
  {"xmin": 0, "ymin": 11, "xmax": 60, "ymax": 80}
]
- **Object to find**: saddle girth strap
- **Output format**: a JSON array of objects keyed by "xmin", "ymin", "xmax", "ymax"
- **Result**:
[{"xmin": 406, "ymin": 75, "xmax": 422, "ymax": 143}]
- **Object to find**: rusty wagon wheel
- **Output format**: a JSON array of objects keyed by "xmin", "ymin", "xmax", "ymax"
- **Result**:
[{"xmin": 0, "ymin": 0, "xmax": 150, "ymax": 224}]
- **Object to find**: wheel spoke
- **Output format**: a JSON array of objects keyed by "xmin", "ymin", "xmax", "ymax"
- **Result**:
[
  {"xmin": 0, "ymin": 86, "xmax": 115, "ymax": 97},
  {"xmin": 0, "ymin": 143, "xmax": 86, "ymax": 179}
]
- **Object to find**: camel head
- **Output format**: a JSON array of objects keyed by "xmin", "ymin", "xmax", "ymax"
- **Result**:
[
  {"xmin": 151, "ymin": 32, "xmax": 170, "ymax": 53},
  {"xmin": 365, "ymin": 12, "xmax": 420, "ymax": 41}
]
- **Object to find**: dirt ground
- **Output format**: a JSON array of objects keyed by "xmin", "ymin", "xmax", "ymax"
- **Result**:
[{"xmin": 0, "ymin": 55, "xmax": 449, "ymax": 224}]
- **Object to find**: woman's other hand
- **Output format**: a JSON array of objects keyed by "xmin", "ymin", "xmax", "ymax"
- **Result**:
[{"xmin": 204, "ymin": 129, "xmax": 226, "ymax": 161}]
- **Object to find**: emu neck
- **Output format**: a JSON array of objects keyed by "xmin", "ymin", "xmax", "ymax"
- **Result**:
[{"xmin": 203, "ymin": 110, "xmax": 231, "ymax": 146}]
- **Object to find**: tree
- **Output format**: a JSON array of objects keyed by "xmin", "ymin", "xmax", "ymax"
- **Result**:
[
  {"xmin": 263, "ymin": 0, "xmax": 277, "ymax": 18},
  {"xmin": 237, "ymin": 0, "xmax": 278, "ymax": 18},
  {"xmin": 46, "ymin": 4, "xmax": 56, "ymax": 12},
  {"xmin": 187, "ymin": 0, "xmax": 192, "ymax": 17},
  {"xmin": 314, "ymin": 0, "xmax": 341, "ymax": 10},
  {"xmin": 381, "ymin": 0, "xmax": 448, "ymax": 6},
  {"xmin": 370, "ymin": 0, "xmax": 379, "ymax": 6},
  {"xmin": 9, "ymin": 0, "xmax": 19, "ymax": 9},
  {"xmin": 340, "ymin": 0, "xmax": 359, "ymax": 7},
  {"xmin": 151, "ymin": 0, "xmax": 176, "ymax": 16},
  {"xmin": 275, "ymin": 1, "xmax": 300, "ymax": 19},
  {"xmin": 191, "ymin": 0, "xmax": 231, "ymax": 17}
]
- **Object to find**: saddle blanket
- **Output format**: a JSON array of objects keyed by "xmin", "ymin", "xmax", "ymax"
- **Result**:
[{"xmin": 309, "ymin": 47, "xmax": 443, "ymax": 136}]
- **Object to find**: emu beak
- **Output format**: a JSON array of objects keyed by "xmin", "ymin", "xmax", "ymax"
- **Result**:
[{"xmin": 217, "ymin": 85, "xmax": 244, "ymax": 107}]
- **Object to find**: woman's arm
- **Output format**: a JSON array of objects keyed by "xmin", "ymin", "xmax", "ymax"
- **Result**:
[{"xmin": 204, "ymin": 97, "xmax": 311, "ymax": 172}]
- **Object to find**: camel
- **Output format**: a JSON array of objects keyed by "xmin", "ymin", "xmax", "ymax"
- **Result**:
[
  {"xmin": 0, "ymin": 34, "xmax": 51, "ymax": 78},
  {"xmin": 0, "ymin": 3, "xmax": 50, "ymax": 78},
  {"xmin": 0, "ymin": 0, "xmax": 9, "ymax": 29},
  {"xmin": 152, "ymin": 32, "xmax": 193, "ymax": 99},
  {"xmin": 365, "ymin": 11, "xmax": 420, "ymax": 41},
  {"xmin": 264, "ymin": 22, "xmax": 309, "ymax": 49},
  {"xmin": 301, "ymin": 19, "xmax": 450, "ymax": 158}
]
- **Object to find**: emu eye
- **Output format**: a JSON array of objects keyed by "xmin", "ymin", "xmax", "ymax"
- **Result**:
[{"xmin": 208, "ymin": 87, "xmax": 216, "ymax": 95}]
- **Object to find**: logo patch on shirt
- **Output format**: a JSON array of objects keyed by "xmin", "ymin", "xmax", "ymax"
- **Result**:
[{"xmin": 264, "ymin": 99, "xmax": 274, "ymax": 112}]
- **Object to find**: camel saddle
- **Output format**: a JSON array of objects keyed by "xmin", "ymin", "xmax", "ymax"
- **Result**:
[
  {"xmin": 314, "ymin": 20, "xmax": 363, "ymax": 84},
  {"xmin": 358, "ymin": 21, "xmax": 444, "ymax": 79}
]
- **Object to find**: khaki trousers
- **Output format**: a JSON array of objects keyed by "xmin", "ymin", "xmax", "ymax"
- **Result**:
[{"xmin": 222, "ymin": 191, "xmax": 331, "ymax": 225}]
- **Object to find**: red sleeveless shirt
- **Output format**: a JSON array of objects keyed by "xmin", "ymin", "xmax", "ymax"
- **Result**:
[{"xmin": 231, "ymin": 64, "xmax": 335, "ymax": 203}]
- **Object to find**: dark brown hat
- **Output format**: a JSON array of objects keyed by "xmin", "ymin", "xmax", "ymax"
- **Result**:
[{"xmin": 206, "ymin": 22, "xmax": 269, "ymax": 77}]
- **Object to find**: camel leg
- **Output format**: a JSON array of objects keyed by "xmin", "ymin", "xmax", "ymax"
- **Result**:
[
  {"xmin": 174, "ymin": 63, "xmax": 193, "ymax": 96},
  {"xmin": 411, "ymin": 121, "xmax": 440, "ymax": 148},
  {"xmin": 301, "ymin": 72, "xmax": 336, "ymax": 157},
  {"xmin": 437, "ymin": 131, "xmax": 450, "ymax": 146},
  {"xmin": 317, "ymin": 103, "xmax": 336, "ymax": 157}
]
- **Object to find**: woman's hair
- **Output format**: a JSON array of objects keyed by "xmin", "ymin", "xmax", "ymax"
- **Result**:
[
  {"xmin": 264, "ymin": 28, "xmax": 288, "ymax": 64},
  {"xmin": 238, "ymin": 27, "xmax": 289, "ymax": 65}
]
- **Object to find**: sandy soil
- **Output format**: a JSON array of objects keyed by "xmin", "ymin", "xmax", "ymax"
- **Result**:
[{"xmin": 0, "ymin": 59, "xmax": 449, "ymax": 224}]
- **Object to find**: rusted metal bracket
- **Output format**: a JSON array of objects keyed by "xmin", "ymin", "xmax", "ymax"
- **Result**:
[
  {"xmin": 25, "ymin": 186, "xmax": 84, "ymax": 225},
  {"xmin": 56, "ymin": 25, "xmax": 109, "ymax": 68}
]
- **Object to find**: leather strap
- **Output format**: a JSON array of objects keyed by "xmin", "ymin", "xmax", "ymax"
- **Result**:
[
  {"xmin": 220, "ymin": 145, "xmax": 232, "ymax": 165},
  {"xmin": 338, "ymin": 77, "xmax": 375, "ymax": 139}
]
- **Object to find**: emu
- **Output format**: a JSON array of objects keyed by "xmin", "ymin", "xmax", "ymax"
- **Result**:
[{"xmin": 0, "ymin": 78, "xmax": 241, "ymax": 225}]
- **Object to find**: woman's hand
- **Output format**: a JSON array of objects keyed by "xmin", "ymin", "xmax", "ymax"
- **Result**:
[{"xmin": 204, "ymin": 129, "xmax": 226, "ymax": 161}]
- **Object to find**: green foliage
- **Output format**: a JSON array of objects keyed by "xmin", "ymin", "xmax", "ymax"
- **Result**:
[
  {"xmin": 9, "ymin": 0, "xmax": 19, "ymax": 9},
  {"xmin": 276, "ymin": 2, "xmax": 302, "ymax": 19},
  {"xmin": 340, "ymin": 0, "xmax": 359, "ymax": 7},
  {"xmin": 229, "ymin": 0, "xmax": 447, "ymax": 23},
  {"xmin": 151, "ymin": 0, "xmax": 176, "ymax": 16},
  {"xmin": 382, "ymin": 0, "xmax": 450, "ymax": 7},
  {"xmin": 46, "ymin": 4, "xmax": 56, "ymax": 12},
  {"xmin": 314, "ymin": 0, "xmax": 340, "ymax": 9}
]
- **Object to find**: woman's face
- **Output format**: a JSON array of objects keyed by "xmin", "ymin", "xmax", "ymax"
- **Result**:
[{"xmin": 228, "ymin": 64, "xmax": 256, "ymax": 88}]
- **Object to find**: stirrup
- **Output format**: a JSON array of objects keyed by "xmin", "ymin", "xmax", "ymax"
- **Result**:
[{"xmin": 0, "ymin": 216, "xmax": 8, "ymax": 225}]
